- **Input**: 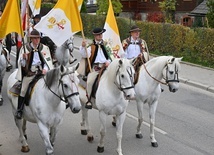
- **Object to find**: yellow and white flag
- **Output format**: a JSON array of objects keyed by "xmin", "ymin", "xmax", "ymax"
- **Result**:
[
  {"xmin": 28, "ymin": 0, "xmax": 41, "ymax": 16},
  {"xmin": 34, "ymin": 0, "xmax": 83, "ymax": 47},
  {"xmin": 77, "ymin": 0, "xmax": 83, "ymax": 11},
  {"xmin": 0, "ymin": 0, "xmax": 24, "ymax": 39},
  {"xmin": 103, "ymin": 0, "xmax": 124, "ymax": 59}
]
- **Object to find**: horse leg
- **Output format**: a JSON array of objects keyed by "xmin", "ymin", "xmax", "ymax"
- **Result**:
[
  {"xmin": 84, "ymin": 108, "xmax": 94, "ymax": 142},
  {"xmin": 0, "ymin": 82, "xmax": 3, "ymax": 106},
  {"xmin": 37, "ymin": 122, "xmax": 54, "ymax": 155},
  {"xmin": 97, "ymin": 111, "xmax": 106, "ymax": 153},
  {"xmin": 50, "ymin": 126, "xmax": 59, "ymax": 147},
  {"xmin": 14, "ymin": 117, "xmax": 30, "ymax": 152},
  {"xmin": 22, "ymin": 119, "xmax": 27, "ymax": 140},
  {"xmin": 136, "ymin": 99, "xmax": 144, "ymax": 139},
  {"xmin": 149, "ymin": 100, "xmax": 158, "ymax": 147},
  {"xmin": 115, "ymin": 112, "xmax": 126, "ymax": 155},
  {"xmin": 80, "ymin": 106, "xmax": 88, "ymax": 135}
]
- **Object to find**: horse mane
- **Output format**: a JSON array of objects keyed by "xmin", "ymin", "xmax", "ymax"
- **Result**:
[{"xmin": 44, "ymin": 67, "xmax": 60, "ymax": 88}]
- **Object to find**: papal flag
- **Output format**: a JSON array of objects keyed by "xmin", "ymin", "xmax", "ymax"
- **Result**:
[
  {"xmin": 77, "ymin": 0, "xmax": 84, "ymax": 11},
  {"xmin": 34, "ymin": 0, "xmax": 83, "ymax": 47},
  {"xmin": 0, "ymin": 0, "xmax": 24, "ymax": 39},
  {"xmin": 103, "ymin": 0, "xmax": 124, "ymax": 59},
  {"xmin": 28, "ymin": 0, "xmax": 41, "ymax": 16}
]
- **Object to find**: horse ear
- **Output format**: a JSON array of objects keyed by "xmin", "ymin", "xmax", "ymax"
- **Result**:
[
  {"xmin": 177, "ymin": 57, "xmax": 183, "ymax": 62},
  {"xmin": 60, "ymin": 65, "xmax": 66, "ymax": 74},
  {"xmin": 119, "ymin": 59, "xmax": 123, "ymax": 65},
  {"xmin": 168, "ymin": 57, "xmax": 175, "ymax": 64}
]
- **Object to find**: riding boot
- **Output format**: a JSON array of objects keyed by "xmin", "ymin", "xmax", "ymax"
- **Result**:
[{"xmin": 15, "ymin": 96, "xmax": 25, "ymax": 119}]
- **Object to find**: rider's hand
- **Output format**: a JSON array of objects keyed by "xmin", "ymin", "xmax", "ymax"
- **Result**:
[
  {"xmin": 42, "ymin": 69, "xmax": 47, "ymax": 74},
  {"xmin": 105, "ymin": 61, "xmax": 110, "ymax": 67},
  {"xmin": 82, "ymin": 40, "xmax": 87, "ymax": 47},
  {"xmin": 23, "ymin": 53, "xmax": 27, "ymax": 59}
]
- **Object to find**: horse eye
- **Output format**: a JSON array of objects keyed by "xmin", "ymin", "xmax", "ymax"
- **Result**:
[
  {"xmin": 63, "ymin": 84, "xmax": 68, "ymax": 88},
  {"xmin": 121, "ymin": 74, "xmax": 124, "ymax": 78}
]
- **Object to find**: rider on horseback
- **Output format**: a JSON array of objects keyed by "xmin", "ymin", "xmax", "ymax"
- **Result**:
[
  {"xmin": 79, "ymin": 27, "xmax": 112, "ymax": 109},
  {"xmin": 15, "ymin": 29, "xmax": 54, "ymax": 119}
]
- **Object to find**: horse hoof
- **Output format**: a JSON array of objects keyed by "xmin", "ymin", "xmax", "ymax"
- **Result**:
[
  {"xmin": 21, "ymin": 145, "xmax": 30, "ymax": 152},
  {"xmin": 87, "ymin": 136, "xmax": 94, "ymax": 142},
  {"xmin": 151, "ymin": 142, "xmax": 158, "ymax": 147},
  {"xmin": 136, "ymin": 134, "xmax": 143, "ymax": 139},
  {"xmin": 97, "ymin": 146, "xmax": 104, "ymax": 153},
  {"xmin": 81, "ymin": 130, "xmax": 87, "ymax": 135},
  {"xmin": 112, "ymin": 122, "xmax": 116, "ymax": 127}
]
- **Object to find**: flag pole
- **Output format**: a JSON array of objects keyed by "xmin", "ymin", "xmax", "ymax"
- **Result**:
[
  {"xmin": 81, "ymin": 30, "xmax": 92, "ymax": 73},
  {"xmin": 17, "ymin": 0, "xmax": 26, "ymax": 54}
]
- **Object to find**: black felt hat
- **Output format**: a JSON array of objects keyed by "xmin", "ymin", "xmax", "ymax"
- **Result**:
[
  {"xmin": 28, "ymin": 29, "xmax": 41, "ymax": 38},
  {"xmin": 92, "ymin": 27, "xmax": 106, "ymax": 35},
  {"xmin": 129, "ymin": 25, "xmax": 141, "ymax": 33}
]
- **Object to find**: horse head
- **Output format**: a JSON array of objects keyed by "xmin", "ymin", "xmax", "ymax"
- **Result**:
[
  {"xmin": 110, "ymin": 58, "xmax": 136, "ymax": 100},
  {"xmin": 45, "ymin": 65, "xmax": 81, "ymax": 113},
  {"xmin": 163, "ymin": 57, "xmax": 182, "ymax": 92}
]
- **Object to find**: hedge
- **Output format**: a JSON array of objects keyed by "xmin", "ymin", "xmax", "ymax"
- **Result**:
[{"xmin": 80, "ymin": 13, "xmax": 214, "ymax": 68}]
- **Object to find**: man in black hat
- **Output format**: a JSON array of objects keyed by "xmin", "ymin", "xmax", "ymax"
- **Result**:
[
  {"xmin": 15, "ymin": 29, "xmax": 54, "ymax": 119},
  {"xmin": 79, "ymin": 27, "xmax": 112, "ymax": 109},
  {"xmin": 122, "ymin": 25, "xmax": 149, "ymax": 62},
  {"xmin": 80, "ymin": 27, "xmax": 111, "ymax": 75}
]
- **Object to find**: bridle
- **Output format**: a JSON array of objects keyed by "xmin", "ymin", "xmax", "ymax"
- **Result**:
[
  {"xmin": 142, "ymin": 58, "xmax": 180, "ymax": 85},
  {"xmin": 163, "ymin": 62, "xmax": 179, "ymax": 83},
  {"xmin": 114, "ymin": 65, "xmax": 135, "ymax": 93},
  {"xmin": 43, "ymin": 72, "xmax": 79, "ymax": 103}
]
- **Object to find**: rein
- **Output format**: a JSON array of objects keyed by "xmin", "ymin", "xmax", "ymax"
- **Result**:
[
  {"xmin": 140, "ymin": 56, "xmax": 179, "ymax": 85},
  {"xmin": 114, "ymin": 65, "xmax": 135, "ymax": 92},
  {"xmin": 43, "ymin": 73, "xmax": 79, "ymax": 103}
]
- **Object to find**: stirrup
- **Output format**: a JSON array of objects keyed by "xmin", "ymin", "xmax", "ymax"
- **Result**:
[{"xmin": 85, "ymin": 101, "xmax": 92, "ymax": 109}]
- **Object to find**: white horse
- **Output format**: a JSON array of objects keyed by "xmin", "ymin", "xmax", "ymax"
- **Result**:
[
  {"xmin": 7, "ymin": 65, "xmax": 81, "ymax": 155},
  {"xmin": 0, "ymin": 43, "xmax": 7, "ymax": 106},
  {"xmin": 78, "ymin": 58, "xmax": 135, "ymax": 155},
  {"xmin": 112, "ymin": 56, "xmax": 182, "ymax": 147},
  {"xmin": 55, "ymin": 37, "xmax": 76, "ymax": 66}
]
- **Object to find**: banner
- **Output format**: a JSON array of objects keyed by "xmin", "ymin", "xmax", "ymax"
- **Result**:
[
  {"xmin": 103, "ymin": 0, "xmax": 124, "ymax": 59},
  {"xmin": 0, "ymin": 0, "xmax": 24, "ymax": 39},
  {"xmin": 28, "ymin": 0, "xmax": 41, "ymax": 16},
  {"xmin": 34, "ymin": 0, "xmax": 83, "ymax": 46}
]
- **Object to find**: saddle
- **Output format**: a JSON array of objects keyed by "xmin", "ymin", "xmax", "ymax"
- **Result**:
[
  {"xmin": 133, "ymin": 54, "xmax": 147, "ymax": 85},
  {"xmin": 9, "ymin": 74, "xmax": 44, "ymax": 106}
]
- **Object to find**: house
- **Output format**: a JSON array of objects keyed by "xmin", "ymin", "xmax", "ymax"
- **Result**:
[
  {"xmin": 119, "ymin": 0, "xmax": 201, "ymax": 26},
  {"xmin": 85, "ymin": 0, "xmax": 206, "ymax": 26}
]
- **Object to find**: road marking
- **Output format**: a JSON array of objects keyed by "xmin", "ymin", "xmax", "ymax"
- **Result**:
[
  {"xmin": 126, "ymin": 112, "xmax": 167, "ymax": 135},
  {"xmin": 11, "ymin": 51, "xmax": 16, "ymax": 58}
]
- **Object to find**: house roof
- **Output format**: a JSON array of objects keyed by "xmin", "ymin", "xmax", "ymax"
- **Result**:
[{"xmin": 189, "ymin": 0, "xmax": 208, "ymax": 17}]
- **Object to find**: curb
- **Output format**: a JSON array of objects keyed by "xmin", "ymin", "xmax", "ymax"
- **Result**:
[{"xmin": 180, "ymin": 78, "xmax": 214, "ymax": 93}]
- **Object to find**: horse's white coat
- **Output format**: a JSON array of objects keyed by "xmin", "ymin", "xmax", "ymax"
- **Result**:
[
  {"xmin": 7, "ymin": 65, "xmax": 81, "ymax": 155},
  {"xmin": 79, "ymin": 58, "xmax": 135, "ymax": 155},
  {"xmin": 134, "ymin": 56, "xmax": 182, "ymax": 146},
  {"xmin": 55, "ymin": 37, "xmax": 74, "ymax": 66},
  {"xmin": 0, "ymin": 43, "xmax": 6, "ymax": 105}
]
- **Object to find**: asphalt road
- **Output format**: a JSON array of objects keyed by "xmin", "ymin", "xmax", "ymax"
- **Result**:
[{"xmin": 0, "ymin": 47, "xmax": 213, "ymax": 155}]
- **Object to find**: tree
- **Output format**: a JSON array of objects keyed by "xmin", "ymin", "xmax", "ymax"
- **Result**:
[
  {"xmin": 206, "ymin": 0, "xmax": 214, "ymax": 28},
  {"xmin": 159, "ymin": 0, "xmax": 177, "ymax": 23},
  {"xmin": 96, "ymin": 0, "xmax": 122, "ymax": 15}
]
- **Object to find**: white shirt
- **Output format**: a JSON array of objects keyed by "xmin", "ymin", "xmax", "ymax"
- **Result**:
[
  {"xmin": 124, "ymin": 37, "xmax": 141, "ymax": 59},
  {"xmin": 79, "ymin": 40, "xmax": 110, "ymax": 64},
  {"xmin": 21, "ymin": 43, "xmax": 48, "ymax": 70}
]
